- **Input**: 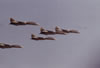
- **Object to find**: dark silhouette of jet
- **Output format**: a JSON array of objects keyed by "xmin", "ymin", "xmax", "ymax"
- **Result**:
[
  {"xmin": 40, "ymin": 27, "xmax": 56, "ymax": 35},
  {"xmin": 0, "ymin": 43, "xmax": 23, "ymax": 49},
  {"xmin": 10, "ymin": 18, "xmax": 39, "ymax": 26},
  {"xmin": 31, "ymin": 34, "xmax": 56, "ymax": 40},
  {"xmin": 55, "ymin": 26, "xmax": 80, "ymax": 34},
  {"xmin": 55, "ymin": 26, "xmax": 67, "ymax": 35}
]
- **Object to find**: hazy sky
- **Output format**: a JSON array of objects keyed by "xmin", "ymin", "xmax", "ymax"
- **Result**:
[{"xmin": 0, "ymin": 0, "xmax": 100, "ymax": 68}]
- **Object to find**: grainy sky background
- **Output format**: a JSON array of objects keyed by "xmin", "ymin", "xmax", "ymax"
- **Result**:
[{"xmin": 0, "ymin": 0, "xmax": 100, "ymax": 68}]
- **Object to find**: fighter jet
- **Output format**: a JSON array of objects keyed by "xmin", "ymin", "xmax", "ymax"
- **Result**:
[
  {"xmin": 31, "ymin": 34, "xmax": 56, "ymax": 40},
  {"xmin": 55, "ymin": 26, "xmax": 67, "ymax": 35},
  {"xmin": 10, "ymin": 18, "xmax": 39, "ymax": 26},
  {"xmin": 55, "ymin": 26, "xmax": 80, "ymax": 34},
  {"xmin": 40, "ymin": 27, "xmax": 56, "ymax": 35},
  {"xmin": 0, "ymin": 43, "xmax": 23, "ymax": 49}
]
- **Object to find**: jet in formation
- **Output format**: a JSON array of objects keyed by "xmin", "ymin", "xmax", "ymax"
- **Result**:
[
  {"xmin": 55, "ymin": 26, "xmax": 80, "ymax": 34},
  {"xmin": 40, "ymin": 27, "xmax": 56, "ymax": 35},
  {"xmin": 31, "ymin": 34, "xmax": 56, "ymax": 40},
  {"xmin": 10, "ymin": 18, "xmax": 39, "ymax": 26},
  {"xmin": 0, "ymin": 43, "xmax": 23, "ymax": 49}
]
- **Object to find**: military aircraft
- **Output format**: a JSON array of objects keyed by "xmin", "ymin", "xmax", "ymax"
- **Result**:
[
  {"xmin": 55, "ymin": 26, "xmax": 80, "ymax": 34},
  {"xmin": 10, "ymin": 18, "xmax": 39, "ymax": 26},
  {"xmin": 0, "ymin": 43, "xmax": 23, "ymax": 49},
  {"xmin": 55, "ymin": 26, "xmax": 67, "ymax": 35},
  {"xmin": 31, "ymin": 34, "xmax": 56, "ymax": 40},
  {"xmin": 40, "ymin": 27, "xmax": 56, "ymax": 35}
]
